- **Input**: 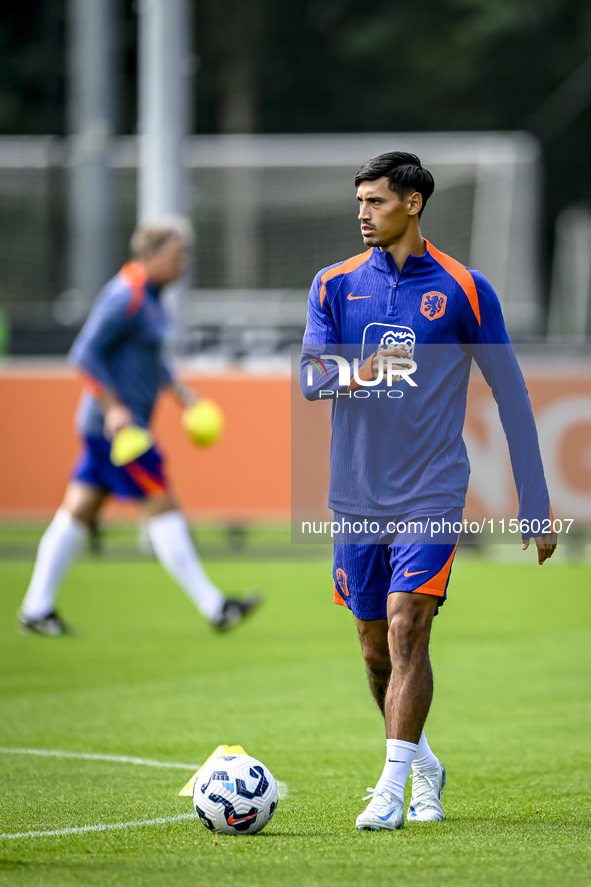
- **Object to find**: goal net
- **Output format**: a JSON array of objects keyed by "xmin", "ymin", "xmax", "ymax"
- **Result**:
[
  {"xmin": 185, "ymin": 132, "xmax": 542, "ymax": 341},
  {"xmin": 0, "ymin": 132, "xmax": 542, "ymax": 355}
]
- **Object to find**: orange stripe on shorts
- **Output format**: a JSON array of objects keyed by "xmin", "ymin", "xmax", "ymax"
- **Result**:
[
  {"xmin": 125, "ymin": 461, "xmax": 166, "ymax": 496},
  {"xmin": 412, "ymin": 541, "xmax": 458, "ymax": 598},
  {"xmin": 333, "ymin": 583, "xmax": 348, "ymax": 608}
]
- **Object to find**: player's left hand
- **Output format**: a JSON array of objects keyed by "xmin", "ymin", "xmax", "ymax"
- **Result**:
[
  {"xmin": 522, "ymin": 533, "xmax": 557, "ymax": 565},
  {"xmin": 170, "ymin": 382, "xmax": 198, "ymax": 408}
]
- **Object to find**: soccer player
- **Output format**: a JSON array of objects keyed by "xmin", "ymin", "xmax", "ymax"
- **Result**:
[
  {"xmin": 19, "ymin": 218, "xmax": 260, "ymax": 636},
  {"xmin": 300, "ymin": 153, "xmax": 556, "ymax": 830}
]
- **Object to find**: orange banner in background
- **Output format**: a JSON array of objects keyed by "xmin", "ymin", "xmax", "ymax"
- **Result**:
[
  {"xmin": 1, "ymin": 364, "xmax": 591, "ymax": 524},
  {"xmin": 0, "ymin": 367, "xmax": 290, "ymax": 521},
  {"xmin": 464, "ymin": 369, "xmax": 591, "ymax": 523},
  {"xmin": 292, "ymin": 363, "xmax": 591, "ymax": 528}
]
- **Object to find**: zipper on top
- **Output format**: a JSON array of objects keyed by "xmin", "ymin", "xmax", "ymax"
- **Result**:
[{"xmin": 388, "ymin": 261, "xmax": 402, "ymax": 315}]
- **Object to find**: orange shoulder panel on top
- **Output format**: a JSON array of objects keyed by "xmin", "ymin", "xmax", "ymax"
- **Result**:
[
  {"xmin": 119, "ymin": 261, "xmax": 148, "ymax": 317},
  {"xmin": 319, "ymin": 249, "xmax": 373, "ymax": 308},
  {"xmin": 425, "ymin": 240, "xmax": 481, "ymax": 325}
]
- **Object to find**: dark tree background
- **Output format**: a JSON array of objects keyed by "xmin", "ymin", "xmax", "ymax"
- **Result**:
[{"xmin": 2, "ymin": 0, "xmax": 591, "ymax": 224}]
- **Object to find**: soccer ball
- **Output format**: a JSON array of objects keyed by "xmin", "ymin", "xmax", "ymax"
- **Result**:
[{"xmin": 192, "ymin": 754, "xmax": 278, "ymax": 835}]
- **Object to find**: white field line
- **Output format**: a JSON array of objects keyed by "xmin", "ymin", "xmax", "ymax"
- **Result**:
[
  {"xmin": 276, "ymin": 781, "xmax": 289, "ymax": 799},
  {"xmin": 0, "ymin": 747, "xmax": 200, "ymax": 770},
  {"xmin": 0, "ymin": 813, "xmax": 199, "ymax": 841},
  {"xmin": 0, "ymin": 746, "xmax": 288, "ymax": 839}
]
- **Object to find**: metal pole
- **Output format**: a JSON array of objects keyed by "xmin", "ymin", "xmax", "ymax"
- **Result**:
[
  {"xmin": 138, "ymin": 0, "xmax": 189, "ymax": 220},
  {"xmin": 138, "ymin": 0, "xmax": 191, "ymax": 353},
  {"xmin": 67, "ymin": 0, "xmax": 115, "ymax": 311}
]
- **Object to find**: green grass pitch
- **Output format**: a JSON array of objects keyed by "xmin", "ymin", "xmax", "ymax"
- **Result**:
[{"xmin": 1, "ymin": 545, "xmax": 590, "ymax": 886}]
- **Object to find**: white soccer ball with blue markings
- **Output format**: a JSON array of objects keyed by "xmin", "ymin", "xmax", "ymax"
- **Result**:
[{"xmin": 192, "ymin": 754, "xmax": 278, "ymax": 835}]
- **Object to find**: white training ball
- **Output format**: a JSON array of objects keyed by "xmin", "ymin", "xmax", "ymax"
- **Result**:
[{"xmin": 192, "ymin": 754, "xmax": 278, "ymax": 835}]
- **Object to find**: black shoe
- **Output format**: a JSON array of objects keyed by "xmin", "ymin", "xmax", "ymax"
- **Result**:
[
  {"xmin": 211, "ymin": 594, "xmax": 263, "ymax": 632},
  {"xmin": 18, "ymin": 609, "xmax": 70, "ymax": 636}
]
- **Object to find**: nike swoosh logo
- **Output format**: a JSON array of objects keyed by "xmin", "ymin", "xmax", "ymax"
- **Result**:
[
  {"xmin": 388, "ymin": 759, "xmax": 406, "ymax": 763},
  {"xmin": 404, "ymin": 569, "xmax": 430, "ymax": 577},
  {"xmin": 228, "ymin": 812, "xmax": 258, "ymax": 825},
  {"xmin": 347, "ymin": 293, "xmax": 373, "ymax": 300}
]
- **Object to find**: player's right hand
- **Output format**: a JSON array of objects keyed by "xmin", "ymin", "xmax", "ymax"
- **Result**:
[
  {"xmin": 104, "ymin": 404, "xmax": 134, "ymax": 439},
  {"xmin": 372, "ymin": 346, "xmax": 412, "ymax": 376}
]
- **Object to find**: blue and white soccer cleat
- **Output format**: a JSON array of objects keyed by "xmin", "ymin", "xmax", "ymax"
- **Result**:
[
  {"xmin": 407, "ymin": 761, "xmax": 446, "ymax": 822},
  {"xmin": 355, "ymin": 787, "xmax": 405, "ymax": 831}
]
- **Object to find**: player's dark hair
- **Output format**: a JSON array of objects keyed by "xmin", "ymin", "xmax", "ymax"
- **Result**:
[{"xmin": 354, "ymin": 152, "xmax": 435, "ymax": 216}]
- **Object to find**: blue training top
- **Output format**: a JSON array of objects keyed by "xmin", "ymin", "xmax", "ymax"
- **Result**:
[
  {"xmin": 69, "ymin": 262, "xmax": 173, "ymax": 437},
  {"xmin": 300, "ymin": 241, "xmax": 552, "ymax": 529}
]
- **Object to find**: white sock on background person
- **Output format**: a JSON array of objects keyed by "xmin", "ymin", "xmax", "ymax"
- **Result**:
[
  {"xmin": 20, "ymin": 508, "xmax": 87, "ymax": 619},
  {"xmin": 375, "ymin": 738, "xmax": 418, "ymax": 802},
  {"xmin": 412, "ymin": 730, "xmax": 439, "ymax": 772},
  {"xmin": 147, "ymin": 510, "xmax": 224, "ymax": 621}
]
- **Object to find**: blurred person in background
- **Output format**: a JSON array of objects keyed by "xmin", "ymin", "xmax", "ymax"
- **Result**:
[{"xmin": 18, "ymin": 218, "xmax": 261, "ymax": 636}]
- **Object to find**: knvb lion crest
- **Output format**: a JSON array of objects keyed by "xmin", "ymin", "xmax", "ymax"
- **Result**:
[
  {"xmin": 360, "ymin": 323, "xmax": 415, "ymax": 360},
  {"xmin": 420, "ymin": 291, "xmax": 447, "ymax": 320},
  {"xmin": 335, "ymin": 568, "xmax": 350, "ymax": 597}
]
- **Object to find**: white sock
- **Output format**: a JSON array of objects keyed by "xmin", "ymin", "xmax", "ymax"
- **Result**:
[
  {"xmin": 412, "ymin": 730, "xmax": 439, "ymax": 772},
  {"xmin": 21, "ymin": 508, "xmax": 86, "ymax": 619},
  {"xmin": 147, "ymin": 510, "xmax": 224, "ymax": 621},
  {"xmin": 375, "ymin": 739, "xmax": 418, "ymax": 802}
]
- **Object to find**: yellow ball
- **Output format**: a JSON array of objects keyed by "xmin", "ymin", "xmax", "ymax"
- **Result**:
[{"xmin": 183, "ymin": 399, "xmax": 224, "ymax": 447}]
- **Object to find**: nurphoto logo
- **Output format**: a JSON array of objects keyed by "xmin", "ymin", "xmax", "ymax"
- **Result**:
[{"xmin": 304, "ymin": 353, "xmax": 418, "ymax": 388}]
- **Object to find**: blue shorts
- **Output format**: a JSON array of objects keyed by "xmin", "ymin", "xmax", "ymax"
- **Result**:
[
  {"xmin": 72, "ymin": 435, "xmax": 168, "ymax": 500},
  {"xmin": 332, "ymin": 510, "xmax": 461, "ymax": 621}
]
